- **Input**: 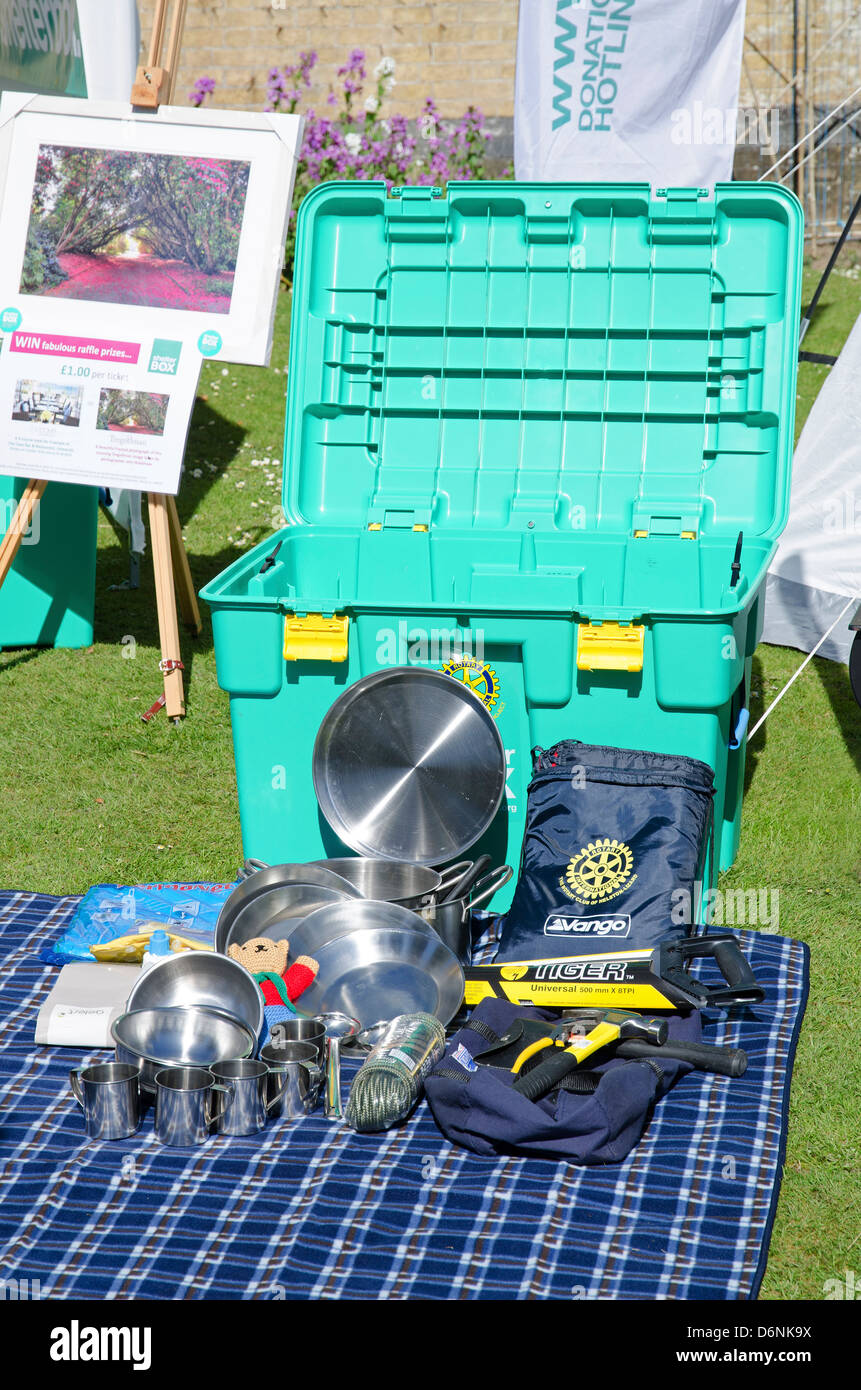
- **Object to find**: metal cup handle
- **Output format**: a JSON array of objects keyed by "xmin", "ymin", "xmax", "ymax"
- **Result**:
[
  {"xmin": 205, "ymin": 1081, "xmax": 235, "ymax": 1128},
  {"xmin": 265, "ymin": 1061, "xmax": 323, "ymax": 1112},
  {"xmin": 263, "ymin": 1063, "xmax": 290, "ymax": 1112},
  {"xmin": 69, "ymin": 1069, "xmax": 84, "ymax": 1108}
]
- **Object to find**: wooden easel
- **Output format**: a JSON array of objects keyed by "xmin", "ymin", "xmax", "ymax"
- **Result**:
[{"xmin": 0, "ymin": 0, "xmax": 200, "ymax": 722}]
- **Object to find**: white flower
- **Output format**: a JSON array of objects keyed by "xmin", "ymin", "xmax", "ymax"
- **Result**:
[
  {"xmin": 374, "ymin": 56, "xmax": 395, "ymax": 78},
  {"xmin": 344, "ymin": 131, "xmax": 361, "ymax": 155},
  {"xmin": 364, "ymin": 95, "xmax": 379, "ymax": 114}
]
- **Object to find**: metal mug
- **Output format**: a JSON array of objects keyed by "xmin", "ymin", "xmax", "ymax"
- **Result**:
[
  {"xmin": 209, "ymin": 1059, "xmax": 286, "ymax": 1136},
  {"xmin": 268, "ymin": 1018, "xmax": 327, "ymax": 1068},
  {"xmin": 69, "ymin": 1061, "xmax": 141, "ymax": 1141},
  {"xmin": 259, "ymin": 1042, "xmax": 323, "ymax": 1118},
  {"xmin": 153, "ymin": 1066, "xmax": 234, "ymax": 1147}
]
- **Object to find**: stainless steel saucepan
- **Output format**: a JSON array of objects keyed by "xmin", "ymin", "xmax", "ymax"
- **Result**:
[
  {"xmin": 418, "ymin": 865, "xmax": 513, "ymax": 966},
  {"xmin": 308, "ymin": 857, "xmax": 472, "ymax": 910}
]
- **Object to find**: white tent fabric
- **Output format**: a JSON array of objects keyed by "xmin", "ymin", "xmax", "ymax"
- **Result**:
[
  {"xmin": 514, "ymin": 0, "xmax": 748, "ymax": 186},
  {"xmin": 76, "ymin": 0, "xmax": 139, "ymax": 101},
  {"xmin": 762, "ymin": 311, "xmax": 861, "ymax": 665}
]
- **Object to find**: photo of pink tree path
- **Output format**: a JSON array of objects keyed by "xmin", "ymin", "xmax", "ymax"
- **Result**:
[{"xmin": 22, "ymin": 146, "xmax": 251, "ymax": 314}]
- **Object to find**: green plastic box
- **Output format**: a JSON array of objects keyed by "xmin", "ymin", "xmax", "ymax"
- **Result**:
[
  {"xmin": 0, "ymin": 476, "xmax": 98, "ymax": 649},
  {"xmin": 202, "ymin": 181, "xmax": 803, "ymax": 908}
]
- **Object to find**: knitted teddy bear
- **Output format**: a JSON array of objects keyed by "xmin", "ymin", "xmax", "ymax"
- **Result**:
[{"xmin": 227, "ymin": 937, "xmax": 318, "ymax": 1010}]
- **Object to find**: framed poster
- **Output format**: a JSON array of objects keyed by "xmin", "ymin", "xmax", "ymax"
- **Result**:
[{"xmin": 0, "ymin": 95, "xmax": 303, "ymax": 366}]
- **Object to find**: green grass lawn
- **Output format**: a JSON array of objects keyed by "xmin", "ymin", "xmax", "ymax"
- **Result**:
[{"xmin": 0, "ymin": 254, "xmax": 859, "ymax": 1300}]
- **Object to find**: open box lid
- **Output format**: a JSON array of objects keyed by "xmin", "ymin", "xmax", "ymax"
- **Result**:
[{"xmin": 283, "ymin": 181, "xmax": 802, "ymax": 542}]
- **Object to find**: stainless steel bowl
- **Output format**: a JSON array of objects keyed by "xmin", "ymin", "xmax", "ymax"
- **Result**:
[
  {"xmin": 125, "ymin": 950, "xmax": 265, "ymax": 1040},
  {"xmin": 312, "ymin": 667, "xmax": 507, "ymax": 865},
  {"xmin": 112, "ymin": 1006, "xmax": 256, "ymax": 1092}
]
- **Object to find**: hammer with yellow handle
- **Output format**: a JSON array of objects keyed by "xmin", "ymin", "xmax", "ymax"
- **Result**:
[{"xmin": 511, "ymin": 1008, "xmax": 668, "ymax": 1102}]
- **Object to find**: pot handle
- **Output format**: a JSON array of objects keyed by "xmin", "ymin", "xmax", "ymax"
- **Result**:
[
  {"xmin": 468, "ymin": 865, "xmax": 513, "ymax": 911},
  {"xmin": 435, "ymin": 861, "xmax": 473, "ymax": 896},
  {"xmin": 69, "ymin": 1069, "xmax": 84, "ymax": 1108},
  {"xmin": 206, "ymin": 1081, "xmax": 235, "ymax": 1128},
  {"xmin": 237, "ymin": 857, "xmax": 270, "ymax": 881}
]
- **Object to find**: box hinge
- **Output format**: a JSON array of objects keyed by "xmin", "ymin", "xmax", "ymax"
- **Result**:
[
  {"xmin": 284, "ymin": 613, "xmax": 349, "ymax": 663},
  {"xmin": 653, "ymin": 187, "xmax": 712, "ymax": 221},
  {"xmin": 386, "ymin": 185, "xmax": 447, "ymax": 241},
  {"xmin": 367, "ymin": 508, "xmax": 431, "ymax": 531},
  {"xmin": 650, "ymin": 187, "xmax": 714, "ymax": 242},
  {"xmin": 577, "ymin": 621, "xmax": 645, "ymax": 673},
  {"xmin": 632, "ymin": 505, "xmax": 702, "ymax": 540},
  {"xmin": 389, "ymin": 185, "xmax": 443, "ymax": 201}
]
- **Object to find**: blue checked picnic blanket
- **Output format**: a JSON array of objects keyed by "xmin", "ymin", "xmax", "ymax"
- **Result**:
[{"xmin": 0, "ymin": 891, "xmax": 808, "ymax": 1300}]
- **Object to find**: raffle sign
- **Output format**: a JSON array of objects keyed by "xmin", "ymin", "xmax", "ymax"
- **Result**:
[{"xmin": 0, "ymin": 319, "xmax": 199, "ymax": 494}]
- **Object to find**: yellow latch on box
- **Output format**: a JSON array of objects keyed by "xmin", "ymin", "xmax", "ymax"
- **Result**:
[
  {"xmin": 577, "ymin": 621, "xmax": 645, "ymax": 673},
  {"xmin": 284, "ymin": 613, "xmax": 349, "ymax": 662}
]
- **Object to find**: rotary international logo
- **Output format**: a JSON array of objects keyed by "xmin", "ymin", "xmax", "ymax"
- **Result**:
[{"xmin": 561, "ymin": 837, "xmax": 637, "ymax": 905}]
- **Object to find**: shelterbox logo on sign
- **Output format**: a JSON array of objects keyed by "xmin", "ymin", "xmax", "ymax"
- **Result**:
[{"xmin": 148, "ymin": 339, "xmax": 182, "ymax": 375}]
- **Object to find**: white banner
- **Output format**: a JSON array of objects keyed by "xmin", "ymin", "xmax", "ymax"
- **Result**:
[
  {"xmin": 77, "ymin": 0, "xmax": 140, "ymax": 102},
  {"xmin": 515, "ymin": 0, "xmax": 748, "ymax": 188},
  {"xmin": 762, "ymin": 311, "xmax": 861, "ymax": 665}
]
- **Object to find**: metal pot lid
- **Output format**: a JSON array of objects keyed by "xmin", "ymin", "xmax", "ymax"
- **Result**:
[{"xmin": 312, "ymin": 667, "xmax": 506, "ymax": 866}]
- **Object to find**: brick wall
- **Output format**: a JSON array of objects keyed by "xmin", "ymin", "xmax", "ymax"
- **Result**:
[
  {"xmin": 138, "ymin": 0, "xmax": 521, "ymax": 116},
  {"xmin": 140, "ymin": 2, "xmax": 861, "ymax": 134}
]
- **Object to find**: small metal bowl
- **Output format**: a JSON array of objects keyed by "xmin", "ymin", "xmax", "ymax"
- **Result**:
[
  {"xmin": 112, "ymin": 1006, "xmax": 256, "ymax": 1092},
  {"xmin": 125, "ymin": 950, "xmax": 265, "ymax": 1040}
]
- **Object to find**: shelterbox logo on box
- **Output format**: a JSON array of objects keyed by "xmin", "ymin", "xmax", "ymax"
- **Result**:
[{"xmin": 148, "ymin": 339, "xmax": 182, "ymax": 375}]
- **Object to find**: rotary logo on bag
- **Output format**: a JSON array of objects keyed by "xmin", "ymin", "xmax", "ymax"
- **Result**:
[
  {"xmin": 440, "ymin": 656, "xmax": 501, "ymax": 714},
  {"xmin": 560, "ymin": 838, "xmax": 637, "ymax": 905}
]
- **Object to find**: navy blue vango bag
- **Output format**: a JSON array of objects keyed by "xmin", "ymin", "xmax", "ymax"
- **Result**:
[{"xmin": 495, "ymin": 741, "xmax": 714, "ymax": 961}]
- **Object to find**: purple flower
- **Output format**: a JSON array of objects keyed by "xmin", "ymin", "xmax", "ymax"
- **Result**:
[{"xmin": 188, "ymin": 75, "xmax": 216, "ymax": 107}]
